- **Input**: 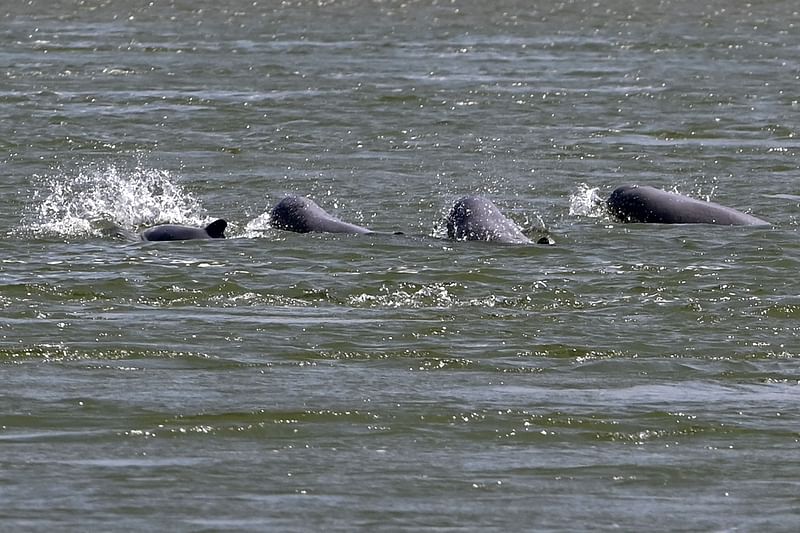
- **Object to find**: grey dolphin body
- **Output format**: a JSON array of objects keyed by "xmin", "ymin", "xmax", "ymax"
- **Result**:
[
  {"xmin": 607, "ymin": 185, "xmax": 768, "ymax": 226},
  {"xmin": 140, "ymin": 219, "xmax": 227, "ymax": 241},
  {"xmin": 445, "ymin": 196, "xmax": 533, "ymax": 244},
  {"xmin": 270, "ymin": 195, "xmax": 372, "ymax": 234}
]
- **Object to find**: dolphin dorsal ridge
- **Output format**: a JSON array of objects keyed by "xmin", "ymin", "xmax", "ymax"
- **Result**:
[{"xmin": 205, "ymin": 219, "xmax": 227, "ymax": 238}]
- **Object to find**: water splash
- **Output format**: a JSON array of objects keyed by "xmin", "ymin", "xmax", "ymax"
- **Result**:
[
  {"xmin": 244, "ymin": 212, "xmax": 273, "ymax": 235},
  {"xmin": 569, "ymin": 184, "xmax": 606, "ymax": 217},
  {"xmin": 518, "ymin": 210, "xmax": 549, "ymax": 235},
  {"xmin": 687, "ymin": 183, "xmax": 718, "ymax": 203},
  {"xmin": 20, "ymin": 162, "xmax": 209, "ymax": 238}
]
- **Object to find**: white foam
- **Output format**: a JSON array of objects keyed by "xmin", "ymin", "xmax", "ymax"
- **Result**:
[{"xmin": 20, "ymin": 162, "xmax": 209, "ymax": 238}]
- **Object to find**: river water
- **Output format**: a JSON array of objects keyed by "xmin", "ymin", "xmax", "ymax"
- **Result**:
[{"xmin": 2, "ymin": 0, "xmax": 799, "ymax": 530}]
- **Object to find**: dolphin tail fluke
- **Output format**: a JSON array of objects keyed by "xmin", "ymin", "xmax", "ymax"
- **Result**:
[{"xmin": 205, "ymin": 219, "xmax": 227, "ymax": 238}]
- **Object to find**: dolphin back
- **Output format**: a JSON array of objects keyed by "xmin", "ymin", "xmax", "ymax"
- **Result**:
[
  {"xmin": 140, "ymin": 219, "xmax": 227, "ymax": 241},
  {"xmin": 446, "ymin": 196, "xmax": 531, "ymax": 244},
  {"xmin": 607, "ymin": 185, "xmax": 768, "ymax": 225},
  {"xmin": 270, "ymin": 195, "xmax": 372, "ymax": 234}
]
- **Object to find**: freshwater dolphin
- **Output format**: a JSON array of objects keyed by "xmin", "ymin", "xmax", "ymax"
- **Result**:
[
  {"xmin": 606, "ymin": 185, "xmax": 769, "ymax": 226},
  {"xmin": 140, "ymin": 219, "xmax": 227, "ymax": 241},
  {"xmin": 446, "ymin": 196, "xmax": 552, "ymax": 244},
  {"xmin": 270, "ymin": 195, "xmax": 372, "ymax": 234}
]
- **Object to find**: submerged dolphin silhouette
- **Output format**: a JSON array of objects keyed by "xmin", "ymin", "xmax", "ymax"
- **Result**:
[{"xmin": 607, "ymin": 185, "xmax": 768, "ymax": 225}]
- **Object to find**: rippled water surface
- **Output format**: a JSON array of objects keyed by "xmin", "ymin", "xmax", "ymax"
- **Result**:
[{"xmin": 2, "ymin": 1, "xmax": 799, "ymax": 530}]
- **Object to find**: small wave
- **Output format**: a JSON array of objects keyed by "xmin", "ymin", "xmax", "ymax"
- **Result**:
[
  {"xmin": 19, "ymin": 162, "xmax": 210, "ymax": 238},
  {"xmin": 348, "ymin": 282, "xmax": 459, "ymax": 308}
]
